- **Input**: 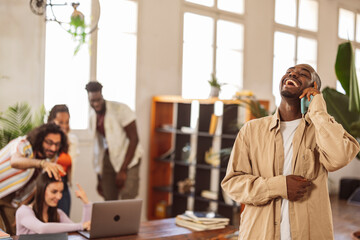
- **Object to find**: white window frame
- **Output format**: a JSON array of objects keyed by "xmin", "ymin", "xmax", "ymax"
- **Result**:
[
  {"xmin": 272, "ymin": 0, "xmax": 319, "ymax": 105},
  {"xmin": 181, "ymin": 0, "xmax": 245, "ymax": 98},
  {"xmin": 273, "ymin": 0, "xmax": 319, "ymax": 66}
]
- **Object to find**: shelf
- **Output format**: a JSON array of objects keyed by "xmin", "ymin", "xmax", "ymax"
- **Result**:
[
  {"xmin": 156, "ymin": 127, "xmax": 236, "ymax": 138},
  {"xmin": 221, "ymin": 133, "xmax": 238, "ymax": 139},
  {"xmin": 173, "ymin": 191, "xmax": 195, "ymax": 198},
  {"xmin": 153, "ymin": 186, "xmax": 172, "ymax": 192},
  {"xmin": 148, "ymin": 96, "xmax": 268, "ymax": 222}
]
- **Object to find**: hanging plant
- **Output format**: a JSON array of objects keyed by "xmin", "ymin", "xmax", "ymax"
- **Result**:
[
  {"xmin": 29, "ymin": 0, "xmax": 100, "ymax": 55},
  {"xmin": 68, "ymin": 3, "xmax": 87, "ymax": 55}
]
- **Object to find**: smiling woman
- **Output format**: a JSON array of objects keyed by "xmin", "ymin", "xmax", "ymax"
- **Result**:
[{"xmin": 15, "ymin": 173, "xmax": 92, "ymax": 235}]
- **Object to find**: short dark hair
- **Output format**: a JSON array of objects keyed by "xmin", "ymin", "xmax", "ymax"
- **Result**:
[
  {"xmin": 33, "ymin": 173, "xmax": 61, "ymax": 222},
  {"xmin": 47, "ymin": 104, "xmax": 69, "ymax": 123},
  {"xmin": 296, "ymin": 64, "xmax": 322, "ymax": 90},
  {"xmin": 26, "ymin": 123, "xmax": 68, "ymax": 157},
  {"xmin": 85, "ymin": 81, "xmax": 103, "ymax": 93}
]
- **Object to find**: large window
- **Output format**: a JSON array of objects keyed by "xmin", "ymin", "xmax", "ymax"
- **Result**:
[
  {"xmin": 337, "ymin": 8, "xmax": 360, "ymax": 93},
  {"xmin": 44, "ymin": 0, "xmax": 138, "ymax": 129},
  {"xmin": 182, "ymin": 0, "xmax": 244, "ymax": 99},
  {"xmin": 273, "ymin": 0, "xmax": 318, "ymax": 106}
]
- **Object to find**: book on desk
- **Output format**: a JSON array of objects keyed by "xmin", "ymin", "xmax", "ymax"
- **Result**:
[{"xmin": 175, "ymin": 211, "xmax": 230, "ymax": 231}]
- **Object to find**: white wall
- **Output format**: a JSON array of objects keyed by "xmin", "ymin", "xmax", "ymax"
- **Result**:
[
  {"xmin": 136, "ymin": 0, "xmax": 182, "ymax": 221},
  {"xmin": 0, "ymin": 0, "xmax": 359, "ymax": 222},
  {"xmin": 0, "ymin": 0, "xmax": 45, "ymax": 112}
]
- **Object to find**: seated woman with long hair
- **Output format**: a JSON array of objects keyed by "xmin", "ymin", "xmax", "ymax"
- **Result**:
[{"xmin": 16, "ymin": 173, "xmax": 91, "ymax": 234}]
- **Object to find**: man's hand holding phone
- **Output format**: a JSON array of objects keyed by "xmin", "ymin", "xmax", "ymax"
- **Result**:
[
  {"xmin": 299, "ymin": 81, "xmax": 320, "ymax": 101},
  {"xmin": 299, "ymin": 81, "xmax": 320, "ymax": 114}
]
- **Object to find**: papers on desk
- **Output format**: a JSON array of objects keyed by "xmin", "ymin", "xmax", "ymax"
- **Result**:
[{"xmin": 175, "ymin": 211, "xmax": 230, "ymax": 231}]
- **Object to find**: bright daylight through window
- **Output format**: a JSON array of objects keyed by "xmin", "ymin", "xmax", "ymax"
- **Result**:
[
  {"xmin": 182, "ymin": 0, "xmax": 244, "ymax": 99},
  {"xmin": 273, "ymin": 0, "xmax": 318, "ymax": 106},
  {"xmin": 44, "ymin": 0, "xmax": 137, "ymax": 129}
]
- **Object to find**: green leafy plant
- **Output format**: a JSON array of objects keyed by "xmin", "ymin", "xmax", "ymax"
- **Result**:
[
  {"xmin": 322, "ymin": 41, "xmax": 360, "ymax": 158},
  {"xmin": 208, "ymin": 73, "xmax": 222, "ymax": 89},
  {"xmin": 68, "ymin": 3, "xmax": 87, "ymax": 55},
  {"xmin": 0, "ymin": 103, "xmax": 45, "ymax": 149}
]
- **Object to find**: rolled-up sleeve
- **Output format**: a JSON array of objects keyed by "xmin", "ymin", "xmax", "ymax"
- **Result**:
[{"xmin": 307, "ymin": 94, "xmax": 360, "ymax": 172}]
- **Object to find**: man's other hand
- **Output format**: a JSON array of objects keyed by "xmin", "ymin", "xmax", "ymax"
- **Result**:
[
  {"xmin": 115, "ymin": 169, "xmax": 127, "ymax": 190},
  {"xmin": 286, "ymin": 175, "xmax": 312, "ymax": 201}
]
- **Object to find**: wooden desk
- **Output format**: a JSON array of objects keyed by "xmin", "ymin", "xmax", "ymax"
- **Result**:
[{"xmin": 12, "ymin": 218, "xmax": 238, "ymax": 240}]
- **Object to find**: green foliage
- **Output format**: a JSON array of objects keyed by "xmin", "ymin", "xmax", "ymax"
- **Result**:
[
  {"xmin": 324, "ymin": 41, "xmax": 360, "ymax": 158},
  {"xmin": 0, "ymin": 103, "xmax": 45, "ymax": 149},
  {"xmin": 68, "ymin": 11, "xmax": 87, "ymax": 55},
  {"xmin": 208, "ymin": 73, "xmax": 222, "ymax": 89},
  {"xmin": 335, "ymin": 41, "xmax": 360, "ymax": 112}
]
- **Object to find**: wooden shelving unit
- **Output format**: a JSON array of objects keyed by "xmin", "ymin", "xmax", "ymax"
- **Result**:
[{"xmin": 147, "ymin": 95, "xmax": 269, "ymax": 223}]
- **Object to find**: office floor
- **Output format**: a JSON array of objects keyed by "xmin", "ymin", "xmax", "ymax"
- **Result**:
[{"xmin": 331, "ymin": 195, "xmax": 360, "ymax": 240}]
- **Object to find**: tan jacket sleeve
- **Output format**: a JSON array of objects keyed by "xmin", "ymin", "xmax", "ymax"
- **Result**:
[
  {"xmin": 307, "ymin": 94, "xmax": 360, "ymax": 172},
  {"xmin": 221, "ymin": 126, "xmax": 287, "ymax": 206}
]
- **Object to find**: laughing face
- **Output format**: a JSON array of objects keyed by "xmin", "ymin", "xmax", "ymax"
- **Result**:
[
  {"xmin": 44, "ymin": 181, "xmax": 64, "ymax": 207},
  {"xmin": 280, "ymin": 64, "xmax": 314, "ymax": 99}
]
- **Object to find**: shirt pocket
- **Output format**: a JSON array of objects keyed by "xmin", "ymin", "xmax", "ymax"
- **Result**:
[{"xmin": 301, "ymin": 148, "xmax": 320, "ymax": 180}]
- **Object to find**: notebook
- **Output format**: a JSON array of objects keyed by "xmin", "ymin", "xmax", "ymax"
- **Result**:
[{"xmin": 78, "ymin": 199, "xmax": 142, "ymax": 239}]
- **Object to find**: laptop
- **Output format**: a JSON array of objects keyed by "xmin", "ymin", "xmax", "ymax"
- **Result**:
[{"xmin": 78, "ymin": 199, "xmax": 142, "ymax": 239}]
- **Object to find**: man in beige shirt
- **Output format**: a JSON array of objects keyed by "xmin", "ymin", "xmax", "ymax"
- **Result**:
[{"xmin": 221, "ymin": 64, "xmax": 360, "ymax": 240}]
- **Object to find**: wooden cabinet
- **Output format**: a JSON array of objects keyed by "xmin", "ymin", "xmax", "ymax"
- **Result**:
[{"xmin": 147, "ymin": 95, "xmax": 268, "ymax": 223}]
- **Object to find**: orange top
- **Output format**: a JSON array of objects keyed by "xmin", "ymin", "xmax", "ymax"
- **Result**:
[{"xmin": 57, "ymin": 153, "xmax": 72, "ymax": 175}]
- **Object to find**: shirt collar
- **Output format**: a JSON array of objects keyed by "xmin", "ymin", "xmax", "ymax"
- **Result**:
[
  {"xmin": 269, "ymin": 108, "xmax": 311, "ymax": 131},
  {"xmin": 269, "ymin": 108, "xmax": 280, "ymax": 131}
]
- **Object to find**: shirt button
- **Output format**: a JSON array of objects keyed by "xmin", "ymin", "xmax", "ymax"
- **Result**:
[{"xmin": 275, "ymin": 222, "xmax": 278, "ymax": 225}]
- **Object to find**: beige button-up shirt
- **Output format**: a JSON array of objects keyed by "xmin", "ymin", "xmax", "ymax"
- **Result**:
[{"xmin": 221, "ymin": 94, "xmax": 359, "ymax": 240}]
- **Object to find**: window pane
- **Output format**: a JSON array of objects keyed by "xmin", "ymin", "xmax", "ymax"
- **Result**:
[
  {"xmin": 97, "ymin": 0, "xmax": 137, "ymax": 110},
  {"xmin": 273, "ymin": 32, "xmax": 296, "ymax": 106},
  {"xmin": 218, "ymin": 0, "xmax": 244, "ymax": 14},
  {"xmin": 182, "ymin": 44, "xmax": 213, "ymax": 99},
  {"xmin": 297, "ymin": 36, "xmax": 317, "ymax": 68},
  {"xmin": 217, "ymin": 20, "xmax": 244, "ymax": 50},
  {"xmin": 182, "ymin": 13, "xmax": 214, "ymax": 99},
  {"xmin": 183, "ymin": 13, "xmax": 213, "ymax": 45},
  {"xmin": 216, "ymin": 50, "xmax": 243, "ymax": 99},
  {"xmin": 338, "ymin": 8, "xmax": 355, "ymax": 41},
  {"xmin": 44, "ymin": 2, "xmax": 91, "ymax": 129},
  {"xmin": 185, "ymin": 0, "xmax": 214, "ymax": 7},
  {"xmin": 216, "ymin": 20, "xmax": 244, "ymax": 99},
  {"xmin": 298, "ymin": 0, "xmax": 318, "ymax": 32},
  {"xmin": 357, "ymin": 14, "xmax": 360, "ymax": 43},
  {"xmin": 275, "ymin": 0, "xmax": 296, "ymax": 27}
]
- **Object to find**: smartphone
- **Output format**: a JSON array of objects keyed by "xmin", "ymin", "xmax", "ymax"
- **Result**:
[{"xmin": 301, "ymin": 95, "xmax": 313, "ymax": 114}]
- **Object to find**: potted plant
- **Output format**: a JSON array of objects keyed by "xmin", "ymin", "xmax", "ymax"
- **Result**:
[{"xmin": 208, "ymin": 73, "xmax": 222, "ymax": 98}]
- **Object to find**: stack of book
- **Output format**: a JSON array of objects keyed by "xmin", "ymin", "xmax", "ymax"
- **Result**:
[{"xmin": 175, "ymin": 210, "xmax": 230, "ymax": 231}]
